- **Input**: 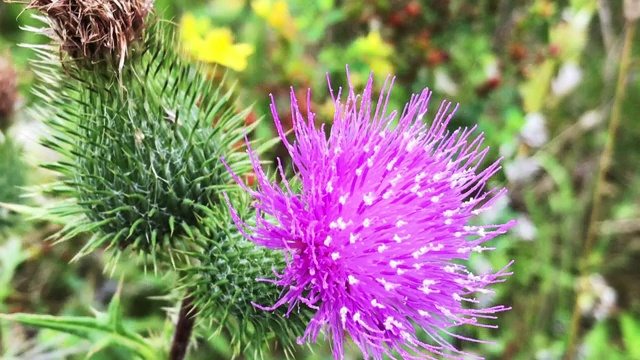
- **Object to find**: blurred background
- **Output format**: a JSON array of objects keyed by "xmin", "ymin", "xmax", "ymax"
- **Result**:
[{"xmin": 1, "ymin": 0, "xmax": 640, "ymax": 359}]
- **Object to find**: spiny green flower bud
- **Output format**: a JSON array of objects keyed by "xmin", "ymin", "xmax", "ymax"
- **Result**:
[
  {"xmin": 31, "ymin": 22, "xmax": 255, "ymax": 265},
  {"xmin": 180, "ymin": 199, "xmax": 313, "ymax": 358},
  {"xmin": 0, "ymin": 55, "xmax": 18, "ymax": 131},
  {"xmin": 25, "ymin": 0, "xmax": 154, "ymax": 71}
]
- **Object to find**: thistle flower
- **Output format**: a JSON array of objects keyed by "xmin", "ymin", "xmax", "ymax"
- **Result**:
[
  {"xmin": 226, "ymin": 71, "xmax": 515, "ymax": 359},
  {"xmin": 25, "ymin": 0, "xmax": 153, "ymax": 71}
]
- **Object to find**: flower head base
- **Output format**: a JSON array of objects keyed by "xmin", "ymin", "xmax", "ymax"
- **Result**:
[{"xmin": 226, "ymin": 71, "xmax": 515, "ymax": 359}]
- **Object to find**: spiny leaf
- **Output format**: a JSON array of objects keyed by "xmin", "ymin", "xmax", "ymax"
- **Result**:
[{"xmin": 0, "ymin": 287, "xmax": 161, "ymax": 359}]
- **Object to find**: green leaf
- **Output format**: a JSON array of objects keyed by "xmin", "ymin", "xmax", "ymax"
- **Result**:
[
  {"xmin": 0, "ymin": 237, "xmax": 29, "ymax": 306},
  {"xmin": 621, "ymin": 312, "xmax": 640, "ymax": 358},
  {"xmin": 582, "ymin": 321, "xmax": 627, "ymax": 360},
  {"xmin": 0, "ymin": 283, "xmax": 161, "ymax": 360},
  {"xmin": 534, "ymin": 152, "xmax": 577, "ymax": 214},
  {"xmin": 519, "ymin": 59, "xmax": 556, "ymax": 113}
]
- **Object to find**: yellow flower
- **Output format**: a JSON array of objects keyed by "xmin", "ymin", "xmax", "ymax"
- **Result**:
[
  {"xmin": 179, "ymin": 13, "xmax": 254, "ymax": 72},
  {"xmin": 252, "ymin": 0, "xmax": 297, "ymax": 40},
  {"xmin": 351, "ymin": 31, "xmax": 394, "ymax": 77}
]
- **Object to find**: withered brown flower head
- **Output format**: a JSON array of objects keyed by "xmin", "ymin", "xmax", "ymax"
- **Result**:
[
  {"xmin": 25, "ymin": 0, "xmax": 155, "ymax": 70},
  {"xmin": 0, "ymin": 55, "xmax": 18, "ymax": 131}
]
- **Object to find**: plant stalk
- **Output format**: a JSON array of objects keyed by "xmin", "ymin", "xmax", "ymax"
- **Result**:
[
  {"xmin": 565, "ymin": 20, "xmax": 637, "ymax": 360},
  {"xmin": 169, "ymin": 292, "xmax": 196, "ymax": 360}
]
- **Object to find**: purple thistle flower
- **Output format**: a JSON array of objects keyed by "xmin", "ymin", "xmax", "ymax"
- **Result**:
[{"xmin": 225, "ymin": 70, "xmax": 515, "ymax": 360}]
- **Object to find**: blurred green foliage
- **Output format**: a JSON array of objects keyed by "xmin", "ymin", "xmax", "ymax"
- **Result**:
[{"xmin": 1, "ymin": 0, "xmax": 640, "ymax": 359}]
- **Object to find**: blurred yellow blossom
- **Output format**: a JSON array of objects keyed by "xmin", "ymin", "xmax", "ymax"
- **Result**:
[
  {"xmin": 179, "ymin": 13, "xmax": 254, "ymax": 72},
  {"xmin": 351, "ymin": 31, "xmax": 394, "ymax": 79},
  {"xmin": 252, "ymin": 0, "xmax": 297, "ymax": 40}
]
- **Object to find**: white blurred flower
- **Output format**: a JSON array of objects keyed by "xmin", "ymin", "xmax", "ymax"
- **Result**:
[
  {"xmin": 578, "ymin": 109, "xmax": 604, "ymax": 130},
  {"xmin": 625, "ymin": 0, "xmax": 640, "ymax": 20},
  {"xmin": 562, "ymin": 8, "xmax": 593, "ymax": 30},
  {"xmin": 484, "ymin": 58, "xmax": 500, "ymax": 78},
  {"xmin": 505, "ymin": 157, "xmax": 541, "ymax": 184},
  {"xmin": 552, "ymin": 62, "xmax": 583, "ymax": 97},
  {"xmin": 577, "ymin": 274, "xmax": 617, "ymax": 320},
  {"xmin": 434, "ymin": 68, "xmax": 459, "ymax": 96},
  {"xmin": 479, "ymin": 195, "xmax": 510, "ymax": 224},
  {"xmin": 513, "ymin": 214, "xmax": 537, "ymax": 241},
  {"xmin": 521, "ymin": 112, "xmax": 549, "ymax": 148},
  {"xmin": 499, "ymin": 141, "xmax": 517, "ymax": 158}
]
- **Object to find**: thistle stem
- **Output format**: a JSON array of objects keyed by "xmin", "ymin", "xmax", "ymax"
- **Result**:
[
  {"xmin": 169, "ymin": 292, "xmax": 196, "ymax": 360},
  {"xmin": 565, "ymin": 19, "xmax": 637, "ymax": 359}
]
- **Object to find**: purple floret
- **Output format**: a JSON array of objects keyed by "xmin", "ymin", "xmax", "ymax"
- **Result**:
[{"xmin": 224, "ymin": 70, "xmax": 515, "ymax": 360}]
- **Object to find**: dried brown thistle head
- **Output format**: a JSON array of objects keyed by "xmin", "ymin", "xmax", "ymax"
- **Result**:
[
  {"xmin": 24, "ymin": 0, "xmax": 154, "ymax": 71},
  {"xmin": 0, "ymin": 55, "xmax": 18, "ymax": 130}
]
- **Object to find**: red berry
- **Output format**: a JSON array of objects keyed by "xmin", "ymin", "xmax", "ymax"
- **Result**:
[
  {"xmin": 509, "ymin": 43, "xmax": 527, "ymax": 62},
  {"xmin": 426, "ymin": 49, "xmax": 449, "ymax": 67},
  {"xmin": 243, "ymin": 172, "xmax": 256, "ymax": 187},
  {"xmin": 405, "ymin": 2, "xmax": 421, "ymax": 17},
  {"xmin": 549, "ymin": 44, "xmax": 561, "ymax": 57},
  {"xmin": 476, "ymin": 77, "xmax": 501, "ymax": 97},
  {"xmin": 388, "ymin": 12, "xmax": 405, "ymax": 27}
]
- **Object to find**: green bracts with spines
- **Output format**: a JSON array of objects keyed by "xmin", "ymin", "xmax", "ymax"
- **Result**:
[
  {"xmin": 182, "ymin": 209, "xmax": 313, "ymax": 358},
  {"xmin": 32, "ymin": 22, "xmax": 254, "ymax": 264}
]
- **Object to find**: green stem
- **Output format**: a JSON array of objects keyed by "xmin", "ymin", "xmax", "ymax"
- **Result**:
[
  {"xmin": 565, "ymin": 20, "xmax": 637, "ymax": 359},
  {"xmin": 0, "ymin": 320, "xmax": 4, "ymax": 355}
]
